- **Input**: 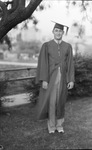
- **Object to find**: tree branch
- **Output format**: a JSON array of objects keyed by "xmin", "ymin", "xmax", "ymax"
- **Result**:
[
  {"xmin": 19, "ymin": 0, "xmax": 25, "ymax": 7},
  {"xmin": 0, "ymin": 1, "xmax": 7, "ymax": 16},
  {"xmin": 5, "ymin": 1, "xmax": 13, "ymax": 6},
  {"xmin": 23, "ymin": 0, "xmax": 43, "ymax": 19},
  {"xmin": 7, "ymin": 0, "xmax": 43, "ymax": 24},
  {"xmin": 8, "ymin": 0, "xmax": 19, "ymax": 14},
  {"xmin": 0, "ymin": 0, "xmax": 43, "ymax": 40},
  {"xmin": 0, "ymin": 1, "xmax": 8, "ymax": 22},
  {"xmin": 8, "ymin": 0, "xmax": 25, "ymax": 14}
]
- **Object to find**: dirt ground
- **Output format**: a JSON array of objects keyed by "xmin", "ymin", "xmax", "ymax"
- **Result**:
[{"xmin": 0, "ymin": 97, "xmax": 92, "ymax": 150}]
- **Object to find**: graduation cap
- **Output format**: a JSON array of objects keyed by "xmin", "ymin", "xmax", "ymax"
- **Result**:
[{"xmin": 52, "ymin": 21, "xmax": 69, "ymax": 35}]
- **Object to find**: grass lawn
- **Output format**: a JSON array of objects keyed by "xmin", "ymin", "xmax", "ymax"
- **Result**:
[{"xmin": 0, "ymin": 97, "xmax": 92, "ymax": 150}]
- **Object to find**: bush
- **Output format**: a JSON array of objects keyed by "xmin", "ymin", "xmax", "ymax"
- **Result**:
[
  {"xmin": 0, "ymin": 80, "xmax": 7, "ymax": 114},
  {"xmin": 24, "ymin": 78, "xmax": 40, "ymax": 104},
  {"xmin": 68, "ymin": 55, "xmax": 92, "ymax": 99}
]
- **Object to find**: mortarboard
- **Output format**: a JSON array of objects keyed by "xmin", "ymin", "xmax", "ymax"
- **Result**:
[{"xmin": 52, "ymin": 21, "xmax": 69, "ymax": 35}]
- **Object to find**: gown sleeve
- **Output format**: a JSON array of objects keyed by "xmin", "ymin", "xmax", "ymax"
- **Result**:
[
  {"xmin": 67, "ymin": 44, "xmax": 75, "ymax": 83},
  {"xmin": 35, "ymin": 42, "xmax": 49, "ymax": 84}
]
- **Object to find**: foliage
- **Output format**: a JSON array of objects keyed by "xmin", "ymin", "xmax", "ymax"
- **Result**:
[
  {"xmin": 72, "ymin": 22, "xmax": 85, "ymax": 38},
  {"xmin": 0, "ymin": 80, "xmax": 7, "ymax": 114},
  {"xmin": 0, "ymin": 34, "xmax": 12, "ymax": 51},
  {"xmin": 68, "ymin": 55, "xmax": 92, "ymax": 99},
  {"xmin": 24, "ymin": 78, "xmax": 40, "ymax": 104},
  {"xmin": 68, "ymin": 0, "xmax": 92, "ymax": 24}
]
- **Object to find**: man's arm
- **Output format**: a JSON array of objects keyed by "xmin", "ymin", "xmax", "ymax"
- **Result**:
[
  {"xmin": 35, "ymin": 42, "xmax": 49, "ymax": 84},
  {"xmin": 67, "ymin": 44, "xmax": 75, "ymax": 89}
]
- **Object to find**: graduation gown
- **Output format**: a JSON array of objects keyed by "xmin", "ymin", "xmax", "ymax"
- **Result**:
[{"xmin": 35, "ymin": 40, "xmax": 74, "ymax": 120}]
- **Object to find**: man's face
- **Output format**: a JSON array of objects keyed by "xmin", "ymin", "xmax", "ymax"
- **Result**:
[{"xmin": 53, "ymin": 28, "xmax": 64, "ymax": 40}]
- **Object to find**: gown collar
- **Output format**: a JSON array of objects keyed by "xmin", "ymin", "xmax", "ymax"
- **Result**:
[{"xmin": 53, "ymin": 39, "xmax": 63, "ymax": 44}]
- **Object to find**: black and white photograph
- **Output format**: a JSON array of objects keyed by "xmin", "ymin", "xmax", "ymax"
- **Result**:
[{"xmin": 0, "ymin": 0, "xmax": 92, "ymax": 149}]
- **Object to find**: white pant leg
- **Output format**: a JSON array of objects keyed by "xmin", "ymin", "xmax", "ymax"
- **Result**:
[
  {"xmin": 48, "ymin": 84, "xmax": 57, "ymax": 132},
  {"xmin": 56, "ymin": 118, "xmax": 64, "ymax": 128},
  {"xmin": 56, "ymin": 68, "xmax": 65, "ymax": 129}
]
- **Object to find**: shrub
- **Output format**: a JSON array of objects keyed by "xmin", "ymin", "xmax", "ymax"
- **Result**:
[
  {"xmin": 68, "ymin": 55, "xmax": 92, "ymax": 99},
  {"xmin": 0, "ymin": 80, "xmax": 7, "ymax": 114},
  {"xmin": 24, "ymin": 78, "xmax": 40, "ymax": 104}
]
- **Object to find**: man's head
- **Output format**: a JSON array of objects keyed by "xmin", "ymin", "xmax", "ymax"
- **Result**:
[{"xmin": 52, "ymin": 21, "xmax": 69, "ymax": 41}]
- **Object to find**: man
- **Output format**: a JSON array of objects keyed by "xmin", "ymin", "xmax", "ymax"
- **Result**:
[{"xmin": 36, "ymin": 21, "xmax": 74, "ymax": 134}]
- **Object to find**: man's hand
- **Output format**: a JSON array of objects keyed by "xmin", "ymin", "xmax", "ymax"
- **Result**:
[
  {"xmin": 67, "ymin": 82, "xmax": 74, "ymax": 90},
  {"xmin": 42, "ymin": 81, "xmax": 48, "ymax": 89}
]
